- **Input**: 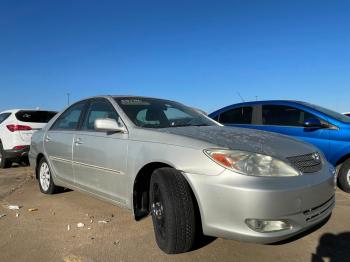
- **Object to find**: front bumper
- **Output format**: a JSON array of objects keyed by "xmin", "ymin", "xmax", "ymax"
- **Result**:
[
  {"xmin": 4, "ymin": 146, "xmax": 30, "ymax": 161},
  {"xmin": 183, "ymin": 164, "xmax": 336, "ymax": 244}
]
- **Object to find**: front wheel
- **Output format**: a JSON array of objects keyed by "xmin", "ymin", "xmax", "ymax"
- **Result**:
[
  {"xmin": 338, "ymin": 159, "xmax": 350, "ymax": 193},
  {"xmin": 150, "ymin": 167, "xmax": 196, "ymax": 254},
  {"xmin": 38, "ymin": 157, "xmax": 59, "ymax": 194}
]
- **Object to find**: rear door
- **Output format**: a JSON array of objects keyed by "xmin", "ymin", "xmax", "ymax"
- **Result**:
[
  {"xmin": 73, "ymin": 98, "xmax": 129, "ymax": 205},
  {"xmin": 44, "ymin": 102, "xmax": 87, "ymax": 184},
  {"xmin": 15, "ymin": 110, "xmax": 57, "ymax": 144}
]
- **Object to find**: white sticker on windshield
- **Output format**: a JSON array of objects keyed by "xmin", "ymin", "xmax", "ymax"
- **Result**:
[{"xmin": 120, "ymin": 99, "xmax": 150, "ymax": 106}]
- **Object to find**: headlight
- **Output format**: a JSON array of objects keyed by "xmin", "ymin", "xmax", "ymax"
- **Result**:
[{"xmin": 204, "ymin": 149, "xmax": 300, "ymax": 177}]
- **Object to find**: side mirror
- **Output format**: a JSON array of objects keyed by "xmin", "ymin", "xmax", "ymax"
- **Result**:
[
  {"xmin": 94, "ymin": 118, "xmax": 126, "ymax": 133},
  {"xmin": 303, "ymin": 118, "xmax": 324, "ymax": 129}
]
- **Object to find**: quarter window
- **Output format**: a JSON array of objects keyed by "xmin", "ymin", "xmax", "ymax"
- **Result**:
[
  {"xmin": 82, "ymin": 100, "xmax": 119, "ymax": 131},
  {"xmin": 0, "ymin": 113, "xmax": 11, "ymax": 124},
  {"xmin": 51, "ymin": 102, "xmax": 86, "ymax": 130},
  {"xmin": 219, "ymin": 107, "xmax": 253, "ymax": 124},
  {"xmin": 262, "ymin": 105, "xmax": 318, "ymax": 127}
]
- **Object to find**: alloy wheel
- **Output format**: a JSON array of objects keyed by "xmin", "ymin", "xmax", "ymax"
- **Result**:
[
  {"xmin": 39, "ymin": 162, "xmax": 51, "ymax": 191},
  {"xmin": 151, "ymin": 183, "xmax": 166, "ymax": 239}
]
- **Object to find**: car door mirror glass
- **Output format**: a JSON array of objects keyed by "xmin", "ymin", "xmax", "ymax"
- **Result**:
[{"xmin": 94, "ymin": 118, "xmax": 125, "ymax": 133}]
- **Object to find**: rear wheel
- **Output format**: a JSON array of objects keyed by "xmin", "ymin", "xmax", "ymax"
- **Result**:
[
  {"xmin": 338, "ymin": 159, "xmax": 350, "ymax": 193},
  {"xmin": 21, "ymin": 157, "xmax": 30, "ymax": 166},
  {"xmin": 150, "ymin": 167, "xmax": 196, "ymax": 254},
  {"xmin": 0, "ymin": 142, "xmax": 12, "ymax": 168},
  {"xmin": 38, "ymin": 157, "xmax": 59, "ymax": 194}
]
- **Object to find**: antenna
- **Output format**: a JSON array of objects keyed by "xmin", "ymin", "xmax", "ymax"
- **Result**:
[
  {"xmin": 237, "ymin": 92, "xmax": 245, "ymax": 102},
  {"xmin": 66, "ymin": 93, "xmax": 70, "ymax": 106}
]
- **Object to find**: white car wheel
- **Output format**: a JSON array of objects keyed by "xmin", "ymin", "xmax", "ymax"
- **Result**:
[
  {"xmin": 39, "ymin": 162, "xmax": 51, "ymax": 192},
  {"xmin": 338, "ymin": 158, "xmax": 350, "ymax": 193}
]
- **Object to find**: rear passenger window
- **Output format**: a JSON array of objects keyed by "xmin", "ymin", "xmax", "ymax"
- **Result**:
[
  {"xmin": 82, "ymin": 100, "xmax": 119, "ymax": 131},
  {"xmin": 51, "ymin": 102, "xmax": 86, "ymax": 130},
  {"xmin": 15, "ymin": 111, "xmax": 57, "ymax": 123},
  {"xmin": 0, "ymin": 113, "xmax": 11, "ymax": 124},
  {"xmin": 262, "ymin": 105, "xmax": 318, "ymax": 127},
  {"xmin": 219, "ymin": 107, "xmax": 252, "ymax": 124}
]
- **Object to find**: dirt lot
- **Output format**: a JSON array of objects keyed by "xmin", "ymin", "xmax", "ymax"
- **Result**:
[{"xmin": 0, "ymin": 166, "xmax": 349, "ymax": 262}]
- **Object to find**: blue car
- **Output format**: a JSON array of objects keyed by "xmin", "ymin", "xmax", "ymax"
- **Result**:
[{"xmin": 209, "ymin": 100, "xmax": 350, "ymax": 192}]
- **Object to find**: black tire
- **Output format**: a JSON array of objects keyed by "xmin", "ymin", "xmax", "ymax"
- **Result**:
[
  {"xmin": 21, "ymin": 157, "xmax": 30, "ymax": 166},
  {"xmin": 0, "ymin": 142, "xmax": 12, "ymax": 168},
  {"xmin": 338, "ymin": 159, "xmax": 350, "ymax": 193},
  {"xmin": 38, "ymin": 157, "xmax": 59, "ymax": 194},
  {"xmin": 149, "ymin": 167, "xmax": 196, "ymax": 254}
]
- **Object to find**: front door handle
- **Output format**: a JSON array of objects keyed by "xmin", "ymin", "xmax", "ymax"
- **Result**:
[{"xmin": 74, "ymin": 138, "xmax": 83, "ymax": 145}]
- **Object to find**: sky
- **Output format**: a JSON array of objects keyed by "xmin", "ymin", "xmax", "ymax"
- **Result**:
[{"xmin": 0, "ymin": 0, "xmax": 349, "ymax": 113}]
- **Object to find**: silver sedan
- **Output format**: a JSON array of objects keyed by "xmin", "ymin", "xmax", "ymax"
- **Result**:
[{"xmin": 29, "ymin": 96, "xmax": 336, "ymax": 254}]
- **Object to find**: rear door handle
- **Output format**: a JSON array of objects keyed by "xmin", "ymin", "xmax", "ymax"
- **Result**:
[
  {"xmin": 74, "ymin": 138, "xmax": 83, "ymax": 145},
  {"xmin": 45, "ymin": 136, "xmax": 52, "ymax": 142}
]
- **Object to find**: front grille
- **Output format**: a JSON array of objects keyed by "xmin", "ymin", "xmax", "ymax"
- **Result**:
[
  {"xmin": 286, "ymin": 152, "xmax": 322, "ymax": 173},
  {"xmin": 303, "ymin": 196, "xmax": 335, "ymax": 222}
]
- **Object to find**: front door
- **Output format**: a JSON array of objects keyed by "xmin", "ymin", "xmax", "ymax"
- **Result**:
[
  {"xmin": 73, "ymin": 99, "xmax": 129, "ymax": 205},
  {"xmin": 256, "ymin": 104, "xmax": 331, "ymax": 158}
]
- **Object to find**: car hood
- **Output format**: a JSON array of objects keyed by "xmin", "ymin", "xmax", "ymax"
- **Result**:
[{"xmin": 156, "ymin": 126, "xmax": 317, "ymax": 159}]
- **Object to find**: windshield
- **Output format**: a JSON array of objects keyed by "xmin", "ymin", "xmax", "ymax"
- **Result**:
[
  {"xmin": 301, "ymin": 102, "xmax": 350, "ymax": 124},
  {"xmin": 114, "ymin": 97, "xmax": 216, "ymax": 128}
]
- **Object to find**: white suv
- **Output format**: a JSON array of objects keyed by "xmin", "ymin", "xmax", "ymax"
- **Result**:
[{"xmin": 0, "ymin": 109, "xmax": 57, "ymax": 168}]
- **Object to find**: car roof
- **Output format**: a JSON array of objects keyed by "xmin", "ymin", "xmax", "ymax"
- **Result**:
[
  {"xmin": 73, "ymin": 95, "xmax": 180, "ymax": 102},
  {"xmin": 222, "ymin": 100, "xmax": 305, "ymax": 107},
  {"xmin": 76, "ymin": 95, "xmax": 185, "ymax": 106},
  {"xmin": 110, "ymin": 95, "xmax": 178, "ymax": 101},
  {"xmin": 0, "ymin": 109, "xmax": 57, "ymax": 114},
  {"xmin": 209, "ymin": 100, "xmax": 308, "ymax": 116}
]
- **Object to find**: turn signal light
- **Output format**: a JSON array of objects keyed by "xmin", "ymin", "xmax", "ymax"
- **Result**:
[
  {"xmin": 6, "ymin": 124, "xmax": 32, "ymax": 132},
  {"xmin": 210, "ymin": 152, "xmax": 234, "ymax": 168}
]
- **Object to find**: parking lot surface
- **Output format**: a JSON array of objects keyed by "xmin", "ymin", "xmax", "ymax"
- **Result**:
[{"xmin": 0, "ymin": 166, "xmax": 349, "ymax": 262}]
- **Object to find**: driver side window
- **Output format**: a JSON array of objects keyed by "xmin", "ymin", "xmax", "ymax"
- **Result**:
[
  {"xmin": 82, "ymin": 100, "xmax": 119, "ymax": 131},
  {"xmin": 262, "ymin": 105, "xmax": 320, "ymax": 127}
]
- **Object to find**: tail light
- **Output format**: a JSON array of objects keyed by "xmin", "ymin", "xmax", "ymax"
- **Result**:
[
  {"xmin": 13, "ymin": 146, "xmax": 27, "ymax": 150},
  {"xmin": 6, "ymin": 124, "xmax": 32, "ymax": 132}
]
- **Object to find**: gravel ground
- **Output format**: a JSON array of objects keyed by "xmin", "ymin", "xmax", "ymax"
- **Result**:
[{"xmin": 0, "ymin": 166, "xmax": 349, "ymax": 262}]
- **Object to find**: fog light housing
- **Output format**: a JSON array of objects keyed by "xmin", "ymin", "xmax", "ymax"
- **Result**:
[{"xmin": 245, "ymin": 219, "xmax": 291, "ymax": 233}]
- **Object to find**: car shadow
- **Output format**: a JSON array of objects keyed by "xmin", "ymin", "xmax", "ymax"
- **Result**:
[
  {"xmin": 311, "ymin": 232, "xmax": 350, "ymax": 262},
  {"xmin": 59, "ymin": 187, "xmax": 73, "ymax": 193},
  {"xmin": 10, "ymin": 162, "xmax": 28, "ymax": 168},
  {"xmin": 192, "ymin": 234, "xmax": 217, "ymax": 251}
]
